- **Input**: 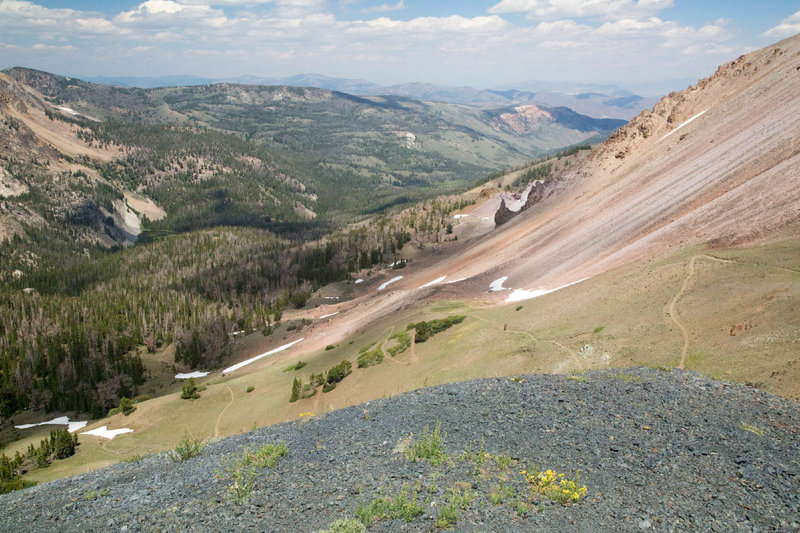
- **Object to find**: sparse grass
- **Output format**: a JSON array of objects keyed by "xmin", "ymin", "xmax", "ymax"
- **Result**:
[
  {"xmin": 739, "ymin": 423, "xmax": 765, "ymax": 436},
  {"xmin": 406, "ymin": 422, "xmax": 448, "ymax": 466},
  {"xmin": 593, "ymin": 326, "xmax": 604, "ymax": 334},
  {"xmin": 608, "ymin": 372, "xmax": 640, "ymax": 382},
  {"xmin": 169, "ymin": 435, "xmax": 207, "ymax": 462},
  {"xmin": 321, "ymin": 517, "xmax": 366, "ymax": 533},
  {"xmin": 356, "ymin": 484, "xmax": 424, "ymax": 526},
  {"xmin": 84, "ymin": 488, "xmax": 110, "ymax": 500},
  {"xmin": 489, "ymin": 482, "xmax": 515, "ymax": 505},
  {"xmin": 567, "ymin": 375, "xmax": 589, "ymax": 383}
]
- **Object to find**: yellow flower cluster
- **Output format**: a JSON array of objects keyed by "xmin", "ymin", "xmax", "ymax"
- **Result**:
[
  {"xmin": 299, "ymin": 412, "xmax": 315, "ymax": 418},
  {"xmin": 522, "ymin": 468, "xmax": 587, "ymax": 504}
]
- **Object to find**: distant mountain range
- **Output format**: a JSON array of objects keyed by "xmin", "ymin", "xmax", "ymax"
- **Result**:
[{"xmin": 84, "ymin": 73, "xmax": 660, "ymax": 120}]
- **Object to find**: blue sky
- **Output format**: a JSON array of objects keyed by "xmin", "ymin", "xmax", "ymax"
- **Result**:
[{"xmin": 1, "ymin": 1, "xmax": 798, "ymax": 94}]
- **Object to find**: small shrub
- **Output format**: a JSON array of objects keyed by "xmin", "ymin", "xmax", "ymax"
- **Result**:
[
  {"xmin": 489, "ymin": 482, "xmax": 514, "ymax": 505},
  {"xmin": 325, "ymin": 344, "xmax": 336, "ymax": 351},
  {"xmin": 326, "ymin": 360, "xmax": 352, "ymax": 384},
  {"xmin": 406, "ymin": 422, "xmax": 447, "ymax": 466},
  {"xmin": 515, "ymin": 305, "xmax": 523, "ymax": 311},
  {"xmin": 283, "ymin": 360, "xmax": 307, "ymax": 372},
  {"xmin": 84, "ymin": 488, "xmax": 110, "ymax": 500},
  {"xmin": 435, "ymin": 502, "xmax": 458, "ymax": 529},
  {"xmin": 246, "ymin": 386, "xmax": 255, "ymax": 393},
  {"xmin": 250, "ymin": 442, "xmax": 288, "ymax": 468},
  {"xmin": 181, "ymin": 378, "xmax": 200, "ymax": 399},
  {"xmin": 108, "ymin": 396, "xmax": 136, "ymax": 416},
  {"xmin": 169, "ymin": 435, "xmax": 206, "ymax": 462},
  {"xmin": 322, "ymin": 382, "xmax": 337, "ymax": 393},
  {"xmin": 593, "ymin": 326, "xmax": 604, "ymax": 334},
  {"xmin": 134, "ymin": 394, "xmax": 152, "ymax": 403}
]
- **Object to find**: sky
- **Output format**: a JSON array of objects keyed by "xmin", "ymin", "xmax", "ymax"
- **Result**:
[{"xmin": 1, "ymin": 0, "xmax": 798, "ymax": 94}]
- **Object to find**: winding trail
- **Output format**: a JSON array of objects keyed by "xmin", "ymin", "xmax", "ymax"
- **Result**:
[
  {"xmin": 669, "ymin": 256, "xmax": 697, "ymax": 370},
  {"xmin": 215, "ymin": 384, "xmax": 235, "ymax": 438}
]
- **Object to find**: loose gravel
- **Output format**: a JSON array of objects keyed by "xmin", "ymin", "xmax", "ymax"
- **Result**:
[{"xmin": 1, "ymin": 368, "xmax": 798, "ymax": 532}]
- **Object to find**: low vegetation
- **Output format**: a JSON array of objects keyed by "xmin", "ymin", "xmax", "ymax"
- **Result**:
[
  {"xmin": 0, "ymin": 429, "xmax": 78, "ymax": 493},
  {"xmin": 220, "ymin": 442, "xmax": 288, "ymax": 504},
  {"xmin": 407, "ymin": 315, "xmax": 466, "ymax": 343},
  {"xmin": 169, "ymin": 435, "xmax": 207, "ymax": 462}
]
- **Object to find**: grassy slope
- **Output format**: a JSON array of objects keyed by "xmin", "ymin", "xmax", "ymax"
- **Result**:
[{"xmin": 10, "ymin": 237, "xmax": 797, "ymax": 483}]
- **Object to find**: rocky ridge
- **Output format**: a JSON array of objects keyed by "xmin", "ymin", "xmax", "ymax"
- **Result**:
[{"xmin": 1, "ymin": 368, "xmax": 797, "ymax": 532}]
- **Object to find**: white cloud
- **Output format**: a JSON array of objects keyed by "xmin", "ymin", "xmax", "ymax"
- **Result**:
[
  {"xmin": 364, "ymin": 0, "xmax": 404, "ymax": 12},
  {"xmin": 764, "ymin": 9, "xmax": 800, "ymax": 38},
  {"xmin": 489, "ymin": 0, "xmax": 673, "ymax": 20}
]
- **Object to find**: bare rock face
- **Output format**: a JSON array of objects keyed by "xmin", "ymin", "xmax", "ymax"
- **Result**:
[{"xmin": 494, "ymin": 180, "xmax": 547, "ymax": 225}]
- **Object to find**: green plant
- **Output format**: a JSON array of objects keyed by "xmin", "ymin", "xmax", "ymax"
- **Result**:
[
  {"xmin": 515, "ymin": 305, "xmax": 523, "ymax": 311},
  {"xmin": 567, "ymin": 375, "xmax": 589, "ymax": 383},
  {"xmin": 108, "ymin": 396, "xmax": 136, "ymax": 416},
  {"xmin": 169, "ymin": 435, "xmax": 207, "ymax": 462},
  {"xmin": 246, "ymin": 385, "xmax": 255, "ymax": 393},
  {"xmin": 435, "ymin": 503, "xmax": 458, "ymax": 529},
  {"xmin": 249, "ymin": 442, "xmax": 288, "ymax": 468},
  {"xmin": 289, "ymin": 377, "xmax": 301, "ymax": 402},
  {"xmin": 225, "ymin": 460, "xmax": 257, "ymax": 504},
  {"xmin": 489, "ymin": 482, "xmax": 514, "ymax": 505},
  {"xmin": 523, "ymin": 468, "xmax": 587, "ymax": 504},
  {"xmin": 326, "ymin": 360, "xmax": 352, "ymax": 385},
  {"xmin": 387, "ymin": 331, "xmax": 412, "ymax": 357},
  {"xmin": 514, "ymin": 500, "xmax": 528, "ymax": 516},
  {"xmin": 181, "ymin": 378, "xmax": 200, "ymax": 399},
  {"xmin": 357, "ymin": 347, "xmax": 383, "ymax": 368},
  {"xmin": 407, "ymin": 315, "xmax": 466, "ymax": 343},
  {"xmin": 325, "ymin": 344, "xmax": 335, "ymax": 351},
  {"xmin": 283, "ymin": 361, "xmax": 307, "ymax": 372},
  {"xmin": 406, "ymin": 422, "xmax": 448, "ymax": 466},
  {"xmin": 593, "ymin": 326, "xmax": 604, "ymax": 334},
  {"xmin": 84, "ymin": 488, "xmax": 110, "ymax": 500},
  {"xmin": 356, "ymin": 484, "xmax": 423, "ymax": 526},
  {"xmin": 321, "ymin": 517, "xmax": 366, "ymax": 533}
]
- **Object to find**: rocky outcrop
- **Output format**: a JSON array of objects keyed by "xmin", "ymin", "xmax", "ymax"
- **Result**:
[{"xmin": 494, "ymin": 180, "xmax": 547, "ymax": 225}]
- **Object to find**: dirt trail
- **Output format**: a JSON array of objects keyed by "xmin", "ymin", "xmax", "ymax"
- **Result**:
[
  {"xmin": 215, "ymin": 384, "xmax": 235, "ymax": 437},
  {"xmin": 669, "ymin": 256, "xmax": 697, "ymax": 370}
]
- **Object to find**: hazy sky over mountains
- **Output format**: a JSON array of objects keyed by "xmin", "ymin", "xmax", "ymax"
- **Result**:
[{"xmin": 1, "ymin": 0, "xmax": 798, "ymax": 93}]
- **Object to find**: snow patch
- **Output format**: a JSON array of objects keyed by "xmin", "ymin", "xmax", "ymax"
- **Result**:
[
  {"xmin": 419, "ymin": 276, "xmax": 446, "ymax": 289},
  {"xmin": 377, "ymin": 276, "xmax": 403, "ymax": 291},
  {"xmin": 505, "ymin": 278, "xmax": 589, "ymax": 303},
  {"xmin": 232, "ymin": 330, "xmax": 244, "ymax": 336},
  {"xmin": 657, "ymin": 109, "xmax": 708, "ymax": 143},
  {"xmin": 453, "ymin": 214, "xmax": 469, "ymax": 219},
  {"xmin": 175, "ymin": 371, "xmax": 209, "ymax": 379},
  {"xmin": 222, "ymin": 338, "xmax": 304, "ymax": 374},
  {"xmin": 319, "ymin": 311, "xmax": 340, "ymax": 319},
  {"xmin": 489, "ymin": 276, "xmax": 509, "ymax": 291},
  {"xmin": 354, "ymin": 279, "xmax": 364, "ymax": 284},
  {"xmin": 57, "ymin": 106, "xmax": 78, "ymax": 116},
  {"xmin": 15, "ymin": 416, "xmax": 87, "ymax": 433},
  {"xmin": 445, "ymin": 277, "xmax": 468, "ymax": 284},
  {"xmin": 81, "ymin": 426, "xmax": 134, "ymax": 440}
]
